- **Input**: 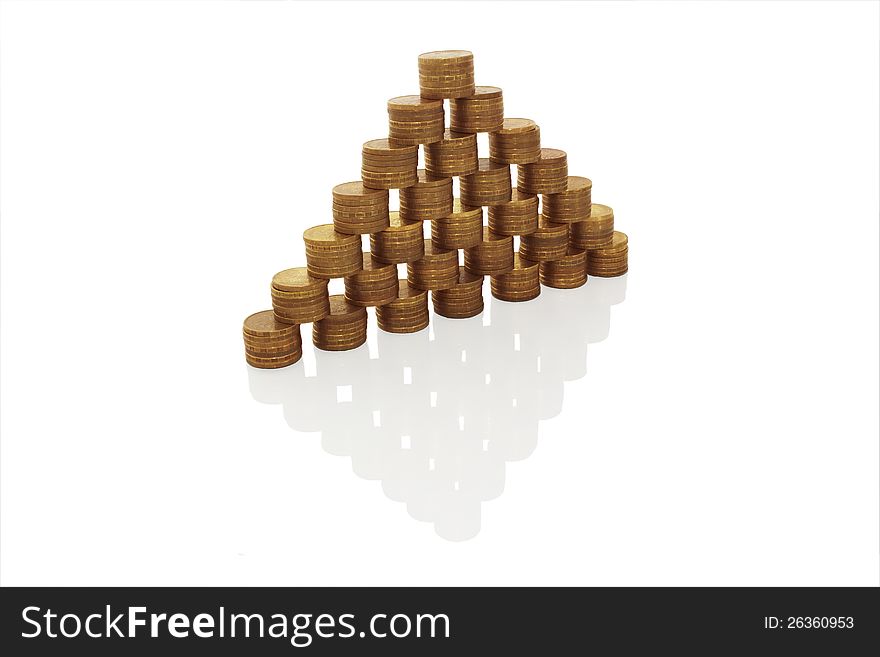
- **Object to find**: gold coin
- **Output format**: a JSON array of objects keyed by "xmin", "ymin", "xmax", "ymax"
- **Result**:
[
  {"xmin": 303, "ymin": 224, "xmax": 359, "ymax": 247},
  {"xmin": 590, "ymin": 203, "xmax": 614, "ymax": 221},
  {"xmin": 418, "ymin": 49, "xmax": 473, "ymax": 63},
  {"xmin": 362, "ymin": 138, "xmax": 419, "ymax": 156},
  {"xmin": 388, "ymin": 95, "xmax": 443, "ymax": 111},
  {"xmin": 245, "ymin": 341, "xmax": 300, "ymax": 356},
  {"xmin": 490, "ymin": 284, "xmax": 541, "ymax": 302},
  {"xmin": 246, "ymin": 352, "xmax": 303, "ymax": 369},
  {"xmin": 377, "ymin": 319, "xmax": 429, "ymax": 334},
  {"xmin": 466, "ymin": 85, "xmax": 501, "ymax": 99},
  {"xmin": 243, "ymin": 310, "xmax": 299, "ymax": 338},
  {"xmin": 494, "ymin": 118, "xmax": 537, "ymax": 134},
  {"xmin": 332, "ymin": 181, "xmax": 389, "ymax": 203},
  {"xmin": 243, "ymin": 334, "xmax": 300, "ymax": 349},
  {"xmin": 589, "ymin": 267, "xmax": 629, "ymax": 278},
  {"xmin": 410, "ymin": 169, "xmax": 453, "ymax": 187},
  {"xmin": 489, "ymin": 152, "xmax": 541, "ymax": 165},
  {"xmin": 270, "ymin": 267, "xmax": 328, "ymax": 294},
  {"xmin": 271, "ymin": 302, "xmax": 331, "ymax": 324},
  {"xmin": 360, "ymin": 173, "xmax": 418, "ymax": 191},
  {"xmin": 589, "ymin": 231, "xmax": 628, "ymax": 253},
  {"xmin": 343, "ymin": 252, "xmax": 397, "ymax": 284}
]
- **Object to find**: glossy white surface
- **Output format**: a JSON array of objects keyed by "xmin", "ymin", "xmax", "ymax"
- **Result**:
[{"xmin": 1, "ymin": 1, "xmax": 877, "ymax": 586}]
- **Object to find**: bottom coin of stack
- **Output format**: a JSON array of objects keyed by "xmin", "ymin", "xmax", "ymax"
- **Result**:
[
  {"xmin": 243, "ymin": 310, "xmax": 303, "ymax": 369},
  {"xmin": 312, "ymin": 295, "xmax": 368, "ymax": 351},
  {"xmin": 376, "ymin": 280, "xmax": 430, "ymax": 333},
  {"xmin": 539, "ymin": 247, "xmax": 587, "ymax": 288},
  {"xmin": 587, "ymin": 231, "xmax": 628, "ymax": 277},
  {"xmin": 490, "ymin": 253, "xmax": 540, "ymax": 302},
  {"xmin": 432, "ymin": 270, "xmax": 484, "ymax": 318}
]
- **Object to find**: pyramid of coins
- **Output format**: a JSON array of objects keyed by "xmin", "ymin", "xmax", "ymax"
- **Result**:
[{"xmin": 243, "ymin": 50, "xmax": 629, "ymax": 369}]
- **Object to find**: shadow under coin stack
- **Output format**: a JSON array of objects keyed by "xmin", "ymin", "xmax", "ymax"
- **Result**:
[{"xmin": 243, "ymin": 49, "xmax": 630, "ymax": 368}]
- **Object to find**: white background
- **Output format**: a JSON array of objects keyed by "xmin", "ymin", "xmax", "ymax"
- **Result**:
[{"xmin": 1, "ymin": 1, "xmax": 878, "ymax": 586}]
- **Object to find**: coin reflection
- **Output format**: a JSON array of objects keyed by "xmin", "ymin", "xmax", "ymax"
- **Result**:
[{"xmin": 248, "ymin": 275, "xmax": 627, "ymax": 541}]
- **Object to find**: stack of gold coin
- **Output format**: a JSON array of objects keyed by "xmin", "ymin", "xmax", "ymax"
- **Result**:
[
  {"xmin": 399, "ymin": 169, "xmax": 453, "ymax": 222},
  {"xmin": 463, "ymin": 227, "xmax": 514, "ymax": 275},
  {"xmin": 488, "ymin": 118, "xmax": 541, "ymax": 164},
  {"xmin": 312, "ymin": 295, "xmax": 368, "ymax": 351},
  {"xmin": 243, "ymin": 310, "xmax": 303, "ymax": 369},
  {"xmin": 331, "ymin": 181, "xmax": 390, "ymax": 235},
  {"xmin": 387, "ymin": 95, "xmax": 445, "ymax": 145},
  {"xmin": 361, "ymin": 138, "xmax": 418, "ymax": 190},
  {"xmin": 303, "ymin": 224, "xmax": 362, "ymax": 278},
  {"xmin": 487, "ymin": 187, "xmax": 538, "ymax": 235},
  {"xmin": 518, "ymin": 217, "xmax": 569, "ymax": 262},
  {"xmin": 418, "ymin": 50, "xmax": 475, "ymax": 99},
  {"xmin": 450, "ymin": 86, "xmax": 504, "ymax": 133},
  {"xmin": 587, "ymin": 231, "xmax": 628, "ymax": 277},
  {"xmin": 370, "ymin": 211, "xmax": 425, "ymax": 264},
  {"xmin": 271, "ymin": 267, "xmax": 331, "ymax": 324},
  {"xmin": 424, "ymin": 130, "xmax": 478, "ymax": 178},
  {"xmin": 376, "ymin": 280, "xmax": 429, "ymax": 333},
  {"xmin": 431, "ymin": 198, "xmax": 483, "ymax": 250},
  {"xmin": 539, "ymin": 247, "xmax": 588, "ymax": 288},
  {"xmin": 541, "ymin": 176, "xmax": 591, "ymax": 224},
  {"xmin": 343, "ymin": 252, "xmax": 399, "ymax": 307},
  {"xmin": 490, "ymin": 253, "xmax": 540, "ymax": 302},
  {"xmin": 407, "ymin": 239, "xmax": 459, "ymax": 291},
  {"xmin": 517, "ymin": 148, "xmax": 568, "ymax": 194},
  {"xmin": 432, "ymin": 270, "xmax": 484, "ymax": 318},
  {"xmin": 460, "ymin": 158, "xmax": 511, "ymax": 206},
  {"xmin": 569, "ymin": 202, "xmax": 614, "ymax": 250}
]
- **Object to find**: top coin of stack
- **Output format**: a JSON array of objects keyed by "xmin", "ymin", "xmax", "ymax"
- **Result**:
[
  {"xmin": 361, "ymin": 138, "xmax": 419, "ymax": 190},
  {"xmin": 399, "ymin": 169, "xmax": 454, "ymax": 222},
  {"xmin": 542, "ymin": 176, "xmax": 592, "ymax": 224},
  {"xmin": 387, "ymin": 95, "xmax": 445, "ymax": 146},
  {"xmin": 450, "ymin": 86, "xmax": 504, "ymax": 133},
  {"xmin": 489, "ymin": 118, "xmax": 542, "ymax": 164},
  {"xmin": 331, "ymin": 181, "xmax": 390, "ymax": 235},
  {"xmin": 418, "ymin": 50, "xmax": 475, "ymax": 99}
]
